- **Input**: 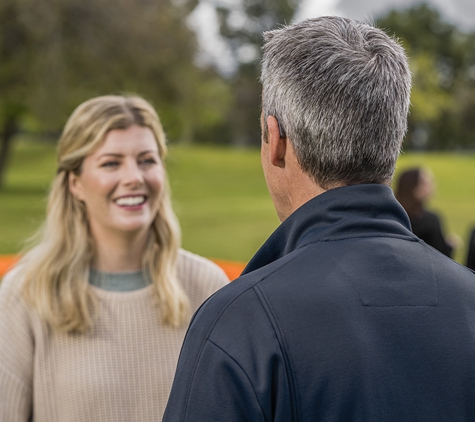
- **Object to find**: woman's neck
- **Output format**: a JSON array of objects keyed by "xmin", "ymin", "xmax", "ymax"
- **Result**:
[{"xmin": 92, "ymin": 229, "xmax": 149, "ymax": 273}]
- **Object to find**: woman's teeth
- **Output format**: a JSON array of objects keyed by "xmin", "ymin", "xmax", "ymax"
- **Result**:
[{"xmin": 115, "ymin": 196, "xmax": 146, "ymax": 206}]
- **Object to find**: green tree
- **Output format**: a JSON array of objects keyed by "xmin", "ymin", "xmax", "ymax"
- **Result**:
[
  {"xmin": 216, "ymin": 0, "xmax": 299, "ymax": 146},
  {"xmin": 377, "ymin": 4, "xmax": 475, "ymax": 149},
  {"xmin": 0, "ymin": 1, "xmax": 33, "ymax": 187},
  {"xmin": 0, "ymin": 0, "xmax": 231, "ymax": 187}
]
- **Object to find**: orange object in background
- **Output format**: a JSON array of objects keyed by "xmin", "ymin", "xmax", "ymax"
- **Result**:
[
  {"xmin": 210, "ymin": 259, "xmax": 246, "ymax": 281},
  {"xmin": 0, "ymin": 254, "xmax": 245, "ymax": 281},
  {"xmin": 0, "ymin": 255, "xmax": 20, "ymax": 278}
]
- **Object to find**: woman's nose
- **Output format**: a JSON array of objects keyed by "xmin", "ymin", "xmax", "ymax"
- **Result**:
[{"xmin": 122, "ymin": 161, "xmax": 144, "ymax": 187}]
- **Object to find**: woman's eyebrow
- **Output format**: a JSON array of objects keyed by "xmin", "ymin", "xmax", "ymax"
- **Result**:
[
  {"xmin": 96, "ymin": 150, "xmax": 158, "ymax": 159},
  {"xmin": 97, "ymin": 153, "xmax": 123, "ymax": 159}
]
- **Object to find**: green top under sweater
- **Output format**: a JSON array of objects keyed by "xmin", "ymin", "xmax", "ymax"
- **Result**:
[{"xmin": 89, "ymin": 269, "xmax": 150, "ymax": 292}]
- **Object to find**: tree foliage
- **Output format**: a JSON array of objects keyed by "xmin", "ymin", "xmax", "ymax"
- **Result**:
[
  {"xmin": 0, "ymin": 0, "xmax": 231, "ymax": 186},
  {"xmin": 216, "ymin": 2, "xmax": 475, "ymax": 150},
  {"xmin": 377, "ymin": 4, "xmax": 475, "ymax": 150},
  {"xmin": 216, "ymin": 0, "xmax": 299, "ymax": 146},
  {"xmin": 3, "ymin": 1, "xmax": 474, "ymax": 189}
]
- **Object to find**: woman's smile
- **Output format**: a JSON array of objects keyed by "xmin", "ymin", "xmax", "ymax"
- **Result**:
[
  {"xmin": 69, "ymin": 124, "xmax": 165, "ymax": 242},
  {"xmin": 114, "ymin": 195, "xmax": 147, "ymax": 208}
]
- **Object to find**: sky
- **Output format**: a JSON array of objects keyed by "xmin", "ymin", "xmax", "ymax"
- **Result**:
[
  {"xmin": 296, "ymin": 0, "xmax": 475, "ymax": 30},
  {"xmin": 189, "ymin": 0, "xmax": 475, "ymax": 74}
]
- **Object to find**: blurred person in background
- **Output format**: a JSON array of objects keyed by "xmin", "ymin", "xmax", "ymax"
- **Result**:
[
  {"xmin": 0, "ymin": 95, "xmax": 228, "ymax": 421},
  {"xmin": 395, "ymin": 167, "xmax": 458, "ymax": 258}
]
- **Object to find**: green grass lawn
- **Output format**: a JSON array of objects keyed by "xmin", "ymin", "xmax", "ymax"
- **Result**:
[
  {"xmin": 1, "ymin": 139, "xmax": 475, "ymax": 265},
  {"xmin": 0, "ymin": 140, "xmax": 57, "ymax": 255},
  {"xmin": 166, "ymin": 145, "xmax": 279, "ymax": 262},
  {"xmin": 0, "ymin": 140, "xmax": 279, "ymax": 263}
]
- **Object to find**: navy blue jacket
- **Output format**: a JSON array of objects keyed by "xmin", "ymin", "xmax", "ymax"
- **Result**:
[{"xmin": 163, "ymin": 184, "xmax": 475, "ymax": 421}]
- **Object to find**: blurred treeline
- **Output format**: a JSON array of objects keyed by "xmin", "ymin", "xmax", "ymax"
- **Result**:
[
  {"xmin": 376, "ymin": 5, "xmax": 475, "ymax": 151},
  {"xmin": 0, "ymin": 0, "xmax": 295, "ymax": 186},
  {"xmin": 1, "ymin": 0, "xmax": 475, "ymax": 187}
]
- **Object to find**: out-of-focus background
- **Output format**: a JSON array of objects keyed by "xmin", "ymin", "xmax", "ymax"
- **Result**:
[{"xmin": 1, "ymin": 0, "xmax": 475, "ymax": 268}]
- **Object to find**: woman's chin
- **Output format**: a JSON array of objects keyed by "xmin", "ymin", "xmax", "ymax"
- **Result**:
[{"xmin": 109, "ymin": 220, "xmax": 153, "ymax": 237}]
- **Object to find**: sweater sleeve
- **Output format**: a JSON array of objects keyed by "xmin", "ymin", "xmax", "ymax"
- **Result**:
[
  {"xmin": 177, "ymin": 249, "xmax": 229, "ymax": 310},
  {"xmin": 0, "ymin": 269, "xmax": 34, "ymax": 422}
]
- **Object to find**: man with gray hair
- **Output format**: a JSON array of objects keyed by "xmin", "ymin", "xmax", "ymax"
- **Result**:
[{"xmin": 163, "ymin": 16, "xmax": 475, "ymax": 421}]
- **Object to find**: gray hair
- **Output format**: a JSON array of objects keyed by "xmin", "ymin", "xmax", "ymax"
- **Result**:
[{"xmin": 261, "ymin": 16, "xmax": 411, "ymax": 188}]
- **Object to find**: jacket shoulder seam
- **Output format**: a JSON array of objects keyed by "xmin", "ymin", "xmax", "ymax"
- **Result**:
[{"xmin": 207, "ymin": 338, "xmax": 267, "ymax": 418}]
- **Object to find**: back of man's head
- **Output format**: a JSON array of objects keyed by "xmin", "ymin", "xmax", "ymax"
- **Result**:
[{"xmin": 261, "ymin": 16, "xmax": 411, "ymax": 189}]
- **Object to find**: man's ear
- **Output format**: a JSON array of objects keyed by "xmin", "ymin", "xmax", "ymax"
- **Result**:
[
  {"xmin": 69, "ymin": 171, "xmax": 83, "ymax": 201},
  {"xmin": 266, "ymin": 115, "xmax": 286, "ymax": 168}
]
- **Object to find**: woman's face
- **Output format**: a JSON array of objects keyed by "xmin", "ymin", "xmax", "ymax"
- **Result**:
[
  {"xmin": 414, "ymin": 170, "xmax": 435, "ymax": 202},
  {"xmin": 69, "ymin": 125, "xmax": 165, "ymax": 242}
]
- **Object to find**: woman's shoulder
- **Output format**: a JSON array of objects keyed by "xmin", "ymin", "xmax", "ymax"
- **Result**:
[
  {"xmin": 177, "ymin": 249, "xmax": 229, "ymax": 300},
  {"xmin": 0, "ymin": 263, "xmax": 33, "ymax": 321},
  {"xmin": 0, "ymin": 264, "xmax": 27, "ymax": 304},
  {"xmin": 177, "ymin": 249, "xmax": 229, "ymax": 283}
]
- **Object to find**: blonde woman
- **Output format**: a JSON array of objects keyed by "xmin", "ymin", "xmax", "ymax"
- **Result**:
[{"xmin": 0, "ymin": 95, "xmax": 229, "ymax": 421}]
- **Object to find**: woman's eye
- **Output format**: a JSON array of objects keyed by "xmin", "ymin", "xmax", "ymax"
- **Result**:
[
  {"xmin": 140, "ymin": 158, "xmax": 157, "ymax": 165},
  {"xmin": 101, "ymin": 161, "xmax": 119, "ymax": 168}
]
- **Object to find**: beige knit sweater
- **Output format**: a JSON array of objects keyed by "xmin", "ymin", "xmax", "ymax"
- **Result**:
[{"xmin": 0, "ymin": 249, "xmax": 229, "ymax": 421}]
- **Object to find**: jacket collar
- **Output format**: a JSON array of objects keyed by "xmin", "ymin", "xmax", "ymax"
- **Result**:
[{"xmin": 242, "ymin": 184, "xmax": 413, "ymax": 275}]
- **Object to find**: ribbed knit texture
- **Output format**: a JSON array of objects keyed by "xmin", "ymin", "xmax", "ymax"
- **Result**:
[{"xmin": 0, "ymin": 249, "xmax": 229, "ymax": 421}]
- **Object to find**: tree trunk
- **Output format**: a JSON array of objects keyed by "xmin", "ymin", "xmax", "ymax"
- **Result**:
[{"xmin": 0, "ymin": 117, "xmax": 17, "ymax": 188}]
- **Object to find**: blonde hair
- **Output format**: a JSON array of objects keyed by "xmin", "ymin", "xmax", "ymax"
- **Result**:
[{"xmin": 20, "ymin": 95, "xmax": 189, "ymax": 333}]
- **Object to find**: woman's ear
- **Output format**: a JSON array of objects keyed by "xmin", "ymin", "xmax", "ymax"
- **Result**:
[{"xmin": 69, "ymin": 171, "xmax": 83, "ymax": 201}]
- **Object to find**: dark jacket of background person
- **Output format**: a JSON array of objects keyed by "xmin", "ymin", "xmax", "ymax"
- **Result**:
[
  {"xmin": 163, "ymin": 184, "xmax": 475, "ymax": 421},
  {"xmin": 410, "ymin": 210, "xmax": 453, "ymax": 257},
  {"xmin": 395, "ymin": 167, "xmax": 454, "ymax": 257},
  {"xmin": 466, "ymin": 228, "xmax": 475, "ymax": 270}
]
